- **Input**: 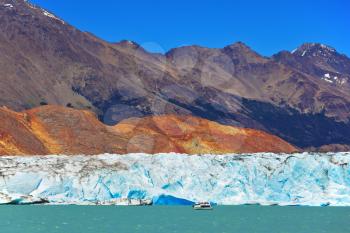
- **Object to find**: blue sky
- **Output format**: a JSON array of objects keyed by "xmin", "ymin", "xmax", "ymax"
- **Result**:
[{"xmin": 29, "ymin": 0, "xmax": 350, "ymax": 56}]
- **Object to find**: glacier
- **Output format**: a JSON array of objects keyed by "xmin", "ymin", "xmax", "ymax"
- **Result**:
[{"xmin": 0, "ymin": 152, "xmax": 350, "ymax": 206}]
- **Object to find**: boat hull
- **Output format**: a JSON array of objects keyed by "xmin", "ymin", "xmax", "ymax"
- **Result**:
[{"xmin": 193, "ymin": 207, "xmax": 213, "ymax": 210}]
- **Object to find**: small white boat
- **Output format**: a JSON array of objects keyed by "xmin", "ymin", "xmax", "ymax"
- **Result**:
[{"xmin": 192, "ymin": 202, "xmax": 213, "ymax": 210}]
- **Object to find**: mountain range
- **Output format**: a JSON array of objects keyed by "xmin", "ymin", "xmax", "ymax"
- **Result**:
[{"xmin": 1, "ymin": 0, "xmax": 350, "ymax": 153}]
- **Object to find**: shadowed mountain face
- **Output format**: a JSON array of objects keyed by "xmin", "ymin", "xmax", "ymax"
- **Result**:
[
  {"xmin": 1, "ymin": 0, "xmax": 350, "ymax": 149},
  {"xmin": 0, "ymin": 106, "xmax": 298, "ymax": 155}
]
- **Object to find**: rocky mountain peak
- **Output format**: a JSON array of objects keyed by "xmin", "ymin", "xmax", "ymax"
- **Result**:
[
  {"xmin": 225, "ymin": 41, "xmax": 251, "ymax": 50},
  {"xmin": 115, "ymin": 40, "xmax": 141, "ymax": 50},
  {"xmin": 223, "ymin": 41, "xmax": 258, "ymax": 55},
  {"xmin": 292, "ymin": 43, "xmax": 337, "ymax": 58},
  {"xmin": 222, "ymin": 41, "xmax": 267, "ymax": 63},
  {"xmin": 273, "ymin": 43, "xmax": 350, "ymax": 91},
  {"xmin": 0, "ymin": 0, "xmax": 66, "ymax": 24}
]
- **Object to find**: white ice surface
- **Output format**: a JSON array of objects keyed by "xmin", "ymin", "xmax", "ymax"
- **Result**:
[{"xmin": 0, "ymin": 153, "xmax": 350, "ymax": 206}]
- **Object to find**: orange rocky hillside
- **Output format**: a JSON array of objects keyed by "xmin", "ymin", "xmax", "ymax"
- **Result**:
[{"xmin": 0, "ymin": 105, "xmax": 298, "ymax": 155}]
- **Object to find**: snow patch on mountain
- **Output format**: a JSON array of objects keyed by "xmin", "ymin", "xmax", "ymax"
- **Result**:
[
  {"xmin": 319, "ymin": 44, "xmax": 336, "ymax": 52},
  {"xmin": 3, "ymin": 3, "xmax": 13, "ymax": 8},
  {"xmin": 42, "ymin": 9, "xmax": 64, "ymax": 23},
  {"xmin": 21, "ymin": 0, "xmax": 65, "ymax": 24},
  {"xmin": 322, "ymin": 73, "xmax": 347, "ymax": 86},
  {"xmin": 42, "ymin": 10, "xmax": 55, "ymax": 18},
  {"xmin": 0, "ymin": 153, "xmax": 350, "ymax": 206}
]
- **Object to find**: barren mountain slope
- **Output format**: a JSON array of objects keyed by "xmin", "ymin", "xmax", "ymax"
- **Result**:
[{"xmin": 1, "ymin": 0, "xmax": 350, "ymax": 148}]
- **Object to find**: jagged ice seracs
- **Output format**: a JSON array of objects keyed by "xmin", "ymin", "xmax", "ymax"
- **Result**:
[{"xmin": 0, "ymin": 153, "xmax": 350, "ymax": 206}]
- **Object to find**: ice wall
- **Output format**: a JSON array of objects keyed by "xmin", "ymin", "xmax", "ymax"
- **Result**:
[{"xmin": 0, "ymin": 153, "xmax": 350, "ymax": 206}]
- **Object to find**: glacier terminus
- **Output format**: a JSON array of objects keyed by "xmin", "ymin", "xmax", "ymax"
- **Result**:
[{"xmin": 0, "ymin": 153, "xmax": 350, "ymax": 206}]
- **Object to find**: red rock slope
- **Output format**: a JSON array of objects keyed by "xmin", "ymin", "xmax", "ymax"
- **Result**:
[{"xmin": 0, "ymin": 106, "xmax": 298, "ymax": 155}]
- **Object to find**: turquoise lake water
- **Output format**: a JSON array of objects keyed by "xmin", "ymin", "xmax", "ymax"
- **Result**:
[{"xmin": 0, "ymin": 206, "xmax": 349, "ymax": 233}]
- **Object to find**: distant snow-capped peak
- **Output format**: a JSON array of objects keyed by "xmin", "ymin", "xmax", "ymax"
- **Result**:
[{"xmin": 292, "ymin": 43, "xmax": 337, "ymax": 57}]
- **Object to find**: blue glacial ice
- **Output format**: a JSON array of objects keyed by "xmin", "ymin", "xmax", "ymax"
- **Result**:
[{"xmin": 0, "ymin": 152, "xmax": 350, "ymax": 206}]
